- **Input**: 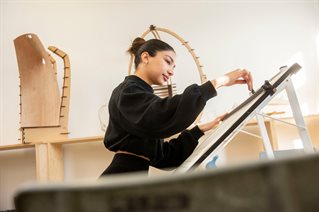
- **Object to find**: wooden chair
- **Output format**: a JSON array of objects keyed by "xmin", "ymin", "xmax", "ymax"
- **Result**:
[{"xmin": 14, "ymin": 33, "xmax": 71, "ymax": 143}]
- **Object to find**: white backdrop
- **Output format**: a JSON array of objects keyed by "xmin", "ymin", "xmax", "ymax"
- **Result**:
[
  {"xmin": 0, "ymin": 0, "xmax": 318, "ymax": 210},
  {"xmin": 1, "ymin": 0, "xmax": 318, "ymax": 145}
]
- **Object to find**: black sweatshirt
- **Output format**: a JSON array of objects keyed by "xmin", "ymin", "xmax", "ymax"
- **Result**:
[{"xmin": 104, "ymin": 75, "xmax": 217, "ymax": 169}]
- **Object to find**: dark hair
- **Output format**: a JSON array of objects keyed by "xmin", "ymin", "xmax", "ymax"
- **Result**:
[{"xmin": 127, "ymin": 37, "xmax": 175, "ymax": 69}]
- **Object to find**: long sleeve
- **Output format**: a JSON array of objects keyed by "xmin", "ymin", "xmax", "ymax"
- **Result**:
[
  {"xmin": 104, "ymin": 75, "xmax": 217, "ymax": 165},
  {"xmin": 115, "ymin": 80, "xmax": 216, "ymax": 139},
  {"xmin": 150, "ymin": 126, "xmax": 204, "ymax": 169}
]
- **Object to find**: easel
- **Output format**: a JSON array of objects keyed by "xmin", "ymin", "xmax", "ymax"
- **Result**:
[
  {"xmin": 255, "ymin": 77, "xmax": 314, "ymax": 159},
  {"xmin": 175, "ymin": 63, "xmax": 315, "ymax": 173}
]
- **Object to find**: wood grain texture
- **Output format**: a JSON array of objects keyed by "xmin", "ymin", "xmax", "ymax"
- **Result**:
[{"xmin": 14, "ymin": 33, "xmax": 61, "ymax": 127}]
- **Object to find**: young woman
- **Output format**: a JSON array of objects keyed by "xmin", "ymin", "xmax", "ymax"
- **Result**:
[{"xmin": 100, "ymin": 38, "xmax": 253, "ymax": 176}]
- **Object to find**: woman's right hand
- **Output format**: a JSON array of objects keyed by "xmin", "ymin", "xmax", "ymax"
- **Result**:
[{"xmin": 211, "ymin": 69, "xmax": 253, "ymax": 91}]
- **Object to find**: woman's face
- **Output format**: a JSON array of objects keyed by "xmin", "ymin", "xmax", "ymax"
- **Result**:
[{"xmin": 143, "ymin": 50, "xmax": 176, "ymax": 86}]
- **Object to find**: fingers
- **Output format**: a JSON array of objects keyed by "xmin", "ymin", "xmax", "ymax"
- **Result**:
[
  {"xmin": 198, "ymin": 113, "xmax": 229, "ymax": 132},
  {"xmin": 211, "ymin": 113, "xmax": 227, "ymax": 126},
  {"xmin": 244, "ymin": 70, "xmax": 253, "ymax": 91},
  {"xmin": 234, "ymin": 79, "xmax": 247, "ymax": 84},
  {"xmin": 235, "ymin": 69, "xmax": 253, "ymax": 91},
  {"xmin": 220, "ymin": 112, "xmax": 228, "ymax": 120},
  {"xmin": 214, "ymin": 113, "xmax": 228, "ymax": 124},
  {"xmin": 216, "ymin": 113, "xmax": 228, "ymax": 123}
]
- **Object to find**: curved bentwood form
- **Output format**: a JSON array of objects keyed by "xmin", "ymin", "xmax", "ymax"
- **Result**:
[
  {"xmin": 14, "ymin": 33, "xmax": 61, "ymax": 127},
  {"xmin": 175, "ymin": 63, "xmax": 302, "ymax": 173},
  {"xmin": 14, "ymin": 33, "xmax": 71, "ymax": 143}
]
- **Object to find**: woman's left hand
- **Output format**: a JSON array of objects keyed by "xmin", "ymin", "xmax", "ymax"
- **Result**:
[{"xmin": 198, "ymin": 113, "xmax": 228, "ymax": 133}]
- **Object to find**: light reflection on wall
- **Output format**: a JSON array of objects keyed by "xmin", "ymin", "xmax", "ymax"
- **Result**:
[
  {"xmin": 300, "ymin": 103, "xmax": 310, "ymax": 116},
  {"xmin": 266, "ymin": 52, "xmax": 308, "ymax": 117},
  {"xmin": 293, "ymin": 139, "xmax": 303, "ymax": 149},
  {"xmin": 283, "ymin": 52, "xmax": 306, "ymax": 90},
  {"xmin": 316, "ymin": 33, "xmax": 319, "ymax": 114}
]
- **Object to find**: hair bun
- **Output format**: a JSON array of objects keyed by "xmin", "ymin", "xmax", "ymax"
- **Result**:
[{"xmin": 127, "ymin": 37, "xmax": 146, "ymax": 56}]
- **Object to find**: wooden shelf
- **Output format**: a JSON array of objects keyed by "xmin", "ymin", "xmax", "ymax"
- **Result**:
[
  {"xmin": 0, "ymin": 135, "xmax": 104, "ymax": 182},
  {"xmin": 0, "ymin": 143, "xmax": 35, "ymax": 151},
  {"xmin": 0, "ymin": 135, "xmax": 104, "ymax": 151},
  {"xmin": 48, "ymin": 135, "xmax": 104, "ymax": 144},
  {"xmin": 1, "ymin": 114, "xmax": 316, "ymax": 182}
]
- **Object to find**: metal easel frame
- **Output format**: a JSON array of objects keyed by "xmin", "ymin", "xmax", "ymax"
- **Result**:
[
  {"xmin": 255, "ymin": 77, "xmax": 314, "ymax": 159},
  {"xmin": 175, "ymin": 63, "xmax": 315, "ymax": 173}
]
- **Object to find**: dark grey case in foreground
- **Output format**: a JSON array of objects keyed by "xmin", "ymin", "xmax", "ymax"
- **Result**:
[{"xmin": 15, "ymin": 153, "xmax": 319, "ymax": 212}]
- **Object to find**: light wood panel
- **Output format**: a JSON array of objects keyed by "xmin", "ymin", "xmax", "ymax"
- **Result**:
[
  {"xmin": 14, "ymin": 33, "xmax": 61, "ymax": 127},
  {"xmin": 35, "ymin": 143, "xmax": 64, "ymax": 182},
  {"xmin": 22, "ymin": 127, "xmax": 68, "ymax": 143},
  {"xmin": 14, "ymin": 33, "xmax": 71, "ymax": 144}
]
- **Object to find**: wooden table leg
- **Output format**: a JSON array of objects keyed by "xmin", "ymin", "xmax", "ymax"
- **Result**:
[{"xmin": 35, "ymin": 143, "xmax": 64, "ymax": 182}]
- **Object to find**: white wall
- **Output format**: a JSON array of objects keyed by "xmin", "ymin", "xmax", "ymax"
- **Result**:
[
  {"xmin": 1, "ymin": 0, "xmax": 318, "ymax": 144},
  {"xmin": 0, "ymin": 0, "xmax": 318, "ymax": 210}
]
